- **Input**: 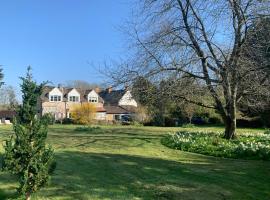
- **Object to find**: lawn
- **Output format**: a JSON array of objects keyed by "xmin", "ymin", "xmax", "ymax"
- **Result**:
[{"xmin": 0, "ymin": 125, "xmax": 269, "ymax": 200}]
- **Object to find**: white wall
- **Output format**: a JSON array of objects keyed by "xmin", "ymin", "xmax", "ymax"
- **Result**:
[
  {"xmin": 68, "ymin": 88, "xmax": 80, "ymax": 102},
  {"xmin": 49, "ymin": 88, "xmax": 63, "ymax": 102},
  {"xmin": 95, "ymin": 112, "xmax": 106, "ymax": 120},
  {"xmin": 118, "ymin": 91, "xmax": 138, "ymax": 107},
  {"xmin": 88, "ymin": 90, "xmax": 99, "ymax": 102}
]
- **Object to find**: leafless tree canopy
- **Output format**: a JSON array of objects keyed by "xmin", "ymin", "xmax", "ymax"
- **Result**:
[
  {"xmin": 238, "ymin": 17, "xmax": 270, "ymax": 112},
  {"xmin": 112, "ymin": 0, "xmax": 270, "ymax": 139},
  {"xmin": 0, "ymin": 85, "xmax": 18, "ymax": 110},
  {"xmin": 64, "ymin": 80, "xmax": 104, "ymax": 90},
  {"xmin": 0, "ymin": 67, "xmax": 4, "ymax": 88}
]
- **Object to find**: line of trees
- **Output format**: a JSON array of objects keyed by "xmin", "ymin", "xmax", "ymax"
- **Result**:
[{"xmin": 132, "ymin": 76, "xmax": 222, "ymax": 126}]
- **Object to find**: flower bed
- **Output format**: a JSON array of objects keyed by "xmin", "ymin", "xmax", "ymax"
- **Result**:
[{"xmin": 161, "ymin": 131, "xmax": 270, "ymax": 160}]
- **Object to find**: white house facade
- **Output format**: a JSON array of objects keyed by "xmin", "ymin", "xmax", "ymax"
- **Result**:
[{"xmin": 39, "ymin": 86, "xmax": 138, "ymax": 122}]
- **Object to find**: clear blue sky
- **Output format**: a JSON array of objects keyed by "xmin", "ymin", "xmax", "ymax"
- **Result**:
[{"xmin": 0, "ymin": 0, "xmax": 131, "ymax": 90}]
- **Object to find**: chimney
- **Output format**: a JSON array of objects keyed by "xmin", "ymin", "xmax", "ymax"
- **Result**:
[
  {"xmin": 58, "ymin": 84, "xmax": 64, "ymax": 93},
  {"xmin": 107, "ymin": 86, "xmax": 113, "ymax": 94},
  {"xmin": 94, "ymin": 87, "xmax": 100, "ymax": 93},
  {"xmin": 124, "ymin": 84, "xmax": 129, "ymax": 91}
]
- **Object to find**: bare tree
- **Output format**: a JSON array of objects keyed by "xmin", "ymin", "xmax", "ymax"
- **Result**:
[
  {"xmin": 111, "ymin": 0, "xmax": 270, "ymax": 139},
  {"xmin": 0, "ymin": 85, "xmax": 18, "ymax": 110},
  {"xmin": 64, "ymin": 80, "xmax": 104, "ymax": 90},
  {"xmin": 238, "ymin": 17, "xmax": 270, "ymax": 113},
  {"xmin": 0, "ymin": 67, "xmax": 4, "ymax": 88}
]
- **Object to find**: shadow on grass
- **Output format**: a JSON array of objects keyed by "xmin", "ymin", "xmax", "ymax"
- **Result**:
[
  {"xmin": 48, "ymin": 126, "xmax": 167, "ymax": 137},
  {"xmin": 1, "ymin": 151, "xmax": 270, "ymax": 199},
  {"xmin": 49, "ymin": 128, "xmax": 164, "ymax": 140},
  {"xmin": 35, "ymin": 151, "xmax": 270, "ymax": 200},
  {"xmin": 48, "ymin": 127, "xmax": 164, "ymax": 149},
  {"xmin": 0, "ymin": 154, "xmax": 19, "ymax": 200},
  {"xmin": 39, "ymin": 152, "xmax": 209, "ymax": 200}
]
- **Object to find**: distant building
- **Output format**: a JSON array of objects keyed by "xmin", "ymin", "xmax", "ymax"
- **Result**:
[
  {"xmin": 0, "ymin": 110, "xmax": 16, "ymax": 124},
  {"xmin": 38, "ymin": 85, "xmax": 138, "ymax": 122}
]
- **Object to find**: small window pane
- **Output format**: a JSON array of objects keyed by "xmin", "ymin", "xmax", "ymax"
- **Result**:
[
  {"xmin": 89, "ymin": 97, "xmax": 97, "ymax": 103},
  {"xmin": 69, "ymin": 96, "xmax": 79, "ymax": 102}
]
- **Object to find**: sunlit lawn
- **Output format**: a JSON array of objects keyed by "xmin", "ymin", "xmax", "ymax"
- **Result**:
[{"xmin": 0, "ymin": 124, "xmax": 269, "ymax": 200}]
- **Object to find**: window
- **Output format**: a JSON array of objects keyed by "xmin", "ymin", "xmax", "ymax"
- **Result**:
[
  {"xmin": 50, "ymin": 95, "xmax": 62, "ymax": 102},
  {"xmin": 69, "ymin": 96, "xmax": 79, "ymax": 102},
  {"xmin": 114, "ymin": 115, "xmax": 121, "ymax": 121},
  {"xmin": 89, "ymin": 97, "xmax": 98, "ymax": 103}
]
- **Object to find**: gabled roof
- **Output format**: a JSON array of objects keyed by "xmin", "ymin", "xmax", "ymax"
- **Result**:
[
  {"xmin": 40, "ymin": 86, "xmax": 54, "ymax": 101},
  {"xmin": 99, "ymin": 90, "xmax": 126, "ymax": 106},
  {"xmin": 40, "ymin": 86, "xmax": 104, "ymax": 103}
]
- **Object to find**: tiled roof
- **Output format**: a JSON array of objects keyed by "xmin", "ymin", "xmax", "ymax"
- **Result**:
[
  {"xmin": 0, "ymin": 110, "xmax": 16, "ymax": 118},
  {"xmin": 104, "ymin": 106, "xmax": 130, "ymax": 114},
  {"xmin": 96, "ymin": 107, "xmax": 106, "ymax": 112},
  {"xmin": 119, "ymin": 105, "xmax": 137, "ymax": 113},
  {"xmin": 99, "ymin": 90, "xmax": 126, "ymax": 106}
]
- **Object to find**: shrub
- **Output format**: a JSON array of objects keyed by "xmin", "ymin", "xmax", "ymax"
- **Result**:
[
  {"xmin": 62, "ymin": 118, "xmax": 74, "ymax": 124},
  {"xmin": 208, "ymin": 117, "xmax": 223, "ymax": 125},
  {"xmin": 74, "ymin": 126, "xmax": 101, "ymax": 133},
  {"xmin": 133, "ymin": 121, "xmax": 144, "ymax": 127},
  {"xmin": 161, "ymin": 131, "xmax": 270, "ymax": 160},
  {"xmin": 182, "ymin": 123, "xmax": 195, "ymax": 128},
  {"xmin": 71, "ymin": 103, "xmax": 96, "ymax": 125},
  {"xmin": 264, "ymin": 129, "xmax": 270, "ymax": 135},
  {"xmin": 42, "ymin": 113, "xmax": 55, "ymax": 125}
]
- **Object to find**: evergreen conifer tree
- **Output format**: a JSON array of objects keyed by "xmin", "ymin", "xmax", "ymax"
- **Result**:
[{"xmin": 2, "ymin": 67, "xmax": 54, "ymax": 200}]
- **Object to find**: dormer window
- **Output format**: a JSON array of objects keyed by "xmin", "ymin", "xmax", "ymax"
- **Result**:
[
  {"xmin": 50, "ymin": 95, "xmax": 62, "ymax": 102},
  {"xmin": 89, "ymin": 97, "xmax": 98, "ymax": 103},
  {"xmin": 67, "ymin": 88, "xmax": 80, "ymax": 103},
  {"xmin": 69, "ymin": 96, "xmax": 79, "ymax": 102},
  {"xmin": 48, "ymin": 87, "xmax": 63, "ymax": 102}
]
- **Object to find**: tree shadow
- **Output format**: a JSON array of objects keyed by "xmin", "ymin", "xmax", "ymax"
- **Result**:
[
  {"xmin": 47, "ymin": 127, "xmax": 164, "ymax": 150},
  {"xmin": 35, "ymin": 151, "xmax": 270, "ymax": 200},
  {"xmin": 0, "ymin": 153, "xmax": 19, "ymax": 200},
  {"xmin": 48, "ymin": 126, "xmax": 166, "ymax": 137},
  {"xmin": 1, "ymin": 151, "xmax": 270, "ymax": 199},
  {"xmin": 1, "ymin": 124, "xmax": 270, "ymax": 200}
]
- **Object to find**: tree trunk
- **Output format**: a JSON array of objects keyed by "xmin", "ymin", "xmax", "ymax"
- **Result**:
[
  {"xmin": 223, "ymin": 97, "xmax": 237, "ymax": 139},
  {"xmin": 224, "ymin": 116, "xmax": 236, "ymax": 139},
  {"xmin": 188, "ymin": 116, "xmax": 192, "ymax": 124},
  {"xmin": 26, "ymin": 193, "xmax": 31, "ymax": 200}
]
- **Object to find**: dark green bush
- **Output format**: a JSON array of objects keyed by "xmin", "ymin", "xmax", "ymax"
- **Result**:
[
  {"xmin": 74, "ymin": 126, "xmax": 101, "ymax": 132},
  {"xmin": 181, "ymin": 123, "xmax": 195, "ymax": 128},
  {"xmin": 42, "ymin": 113, "xmax": 55, "ymax": 125},
  {"xmin": 62, "ymin": 118, "xmax": 74, "ymax": 124}
]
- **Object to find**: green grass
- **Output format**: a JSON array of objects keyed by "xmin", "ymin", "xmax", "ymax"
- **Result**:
[{"xmin": 0, "ymin": 124, "xmax": 269, "ymax": 199}]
